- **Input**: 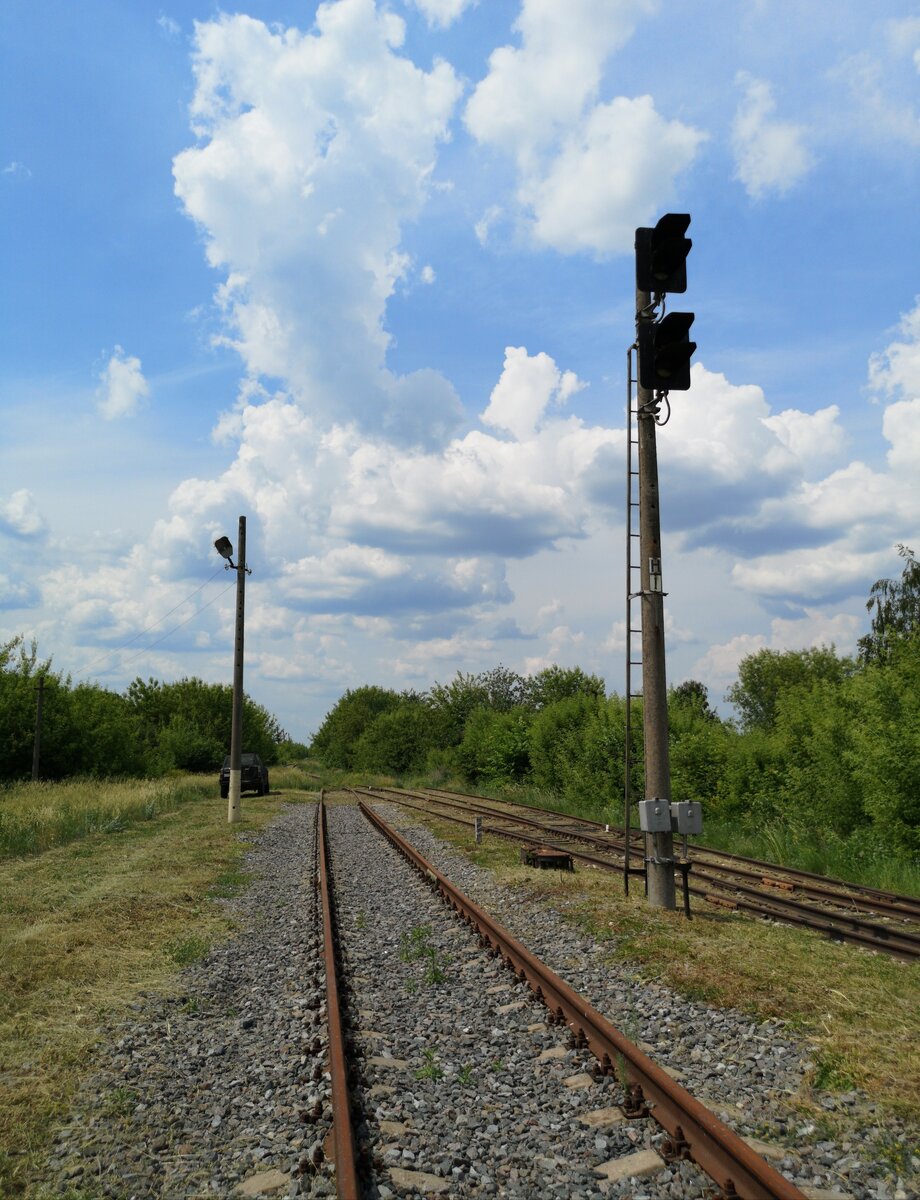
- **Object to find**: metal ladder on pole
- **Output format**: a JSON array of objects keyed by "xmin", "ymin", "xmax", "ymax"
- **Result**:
[{"xmin": 623, "ymin": 346, "xmax": 647, "ymax": 895}]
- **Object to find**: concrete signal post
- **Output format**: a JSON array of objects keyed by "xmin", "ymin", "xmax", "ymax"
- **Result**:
[
  {"xmin": 633, "ymin": 214, "xmax": 697, "ymax": 911},
  {"xmin": 214, "ymin": 517, "xmax": 251, "ymax": 824}
]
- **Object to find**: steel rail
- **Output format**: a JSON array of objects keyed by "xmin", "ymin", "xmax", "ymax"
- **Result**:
[
  {"xmin": 358, "ymin": 788, "xmax": 920, "ymax": 961},
  {"xmin": 379, "ymin": 787, "xmax": 920, "ymax": 932},
  {"xmin": 318, "ymin": 798, "xmax": 361, "ymax": 1200},
  {"xmin": 357, "ymin": 799, "xmax": 805, "ymax": 1200},
  {"xmin": 425, "ymin": 787, "xmax": 920, "ymax": 919}
]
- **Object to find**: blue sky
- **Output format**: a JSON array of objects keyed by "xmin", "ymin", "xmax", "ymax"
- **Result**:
[{"xmin": 2, "ymin": 0, "xmax": 919, "ymax": 742}]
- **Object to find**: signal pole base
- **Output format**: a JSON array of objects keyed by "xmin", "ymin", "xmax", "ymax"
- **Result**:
[
  {"xmin": 647, "ymin": 851, "xmax": 677, "ymax": 910},
  {"xmin": 228, "ymin": 771, "xmax": 242, "ymax": 824}
]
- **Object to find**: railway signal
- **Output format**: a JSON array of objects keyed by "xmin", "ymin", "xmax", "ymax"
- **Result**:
[
  {"xmin": 635, "ymin": 212, "xmax": 692, "ymax": 294},
  {"xmin": 637, "ymin": 311, "xmax": 697, "ymax": 392},
  {"xmin": 628, "ymin": 212, "xmax": 700, "ymax": 912}
]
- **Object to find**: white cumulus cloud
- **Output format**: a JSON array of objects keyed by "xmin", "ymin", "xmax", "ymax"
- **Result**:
[
  {"xmin": 524, "ymin": 96, "xmax": 705, "ymax": 256},
  {"xmin": 97, "ymin": 346, "xmax": 150, "ymax": 419},
  {"xmin": 464, "ymin": 0, "xmax": 701, "ymax": 256},
  {"xmin": 732, "ymin": 72, "xmax": 814, "ymax": 199},
  {"xmin": 405, "ymin": 0, "xmax": 477, "ymax": 29},
  {"xmin": 868, "ymin": 297, "xmax": 920, "ymax": 401},
  {"xmin": 481, "ymin": 346, "xmax": 584, "ymax": 440},
  {"xmin": 173, "ymin": 0, "xmax": 463, "ymax": 445},
  {"xmin": 0, "ymin": 489, "xmax": 47, "ymax": 539}
]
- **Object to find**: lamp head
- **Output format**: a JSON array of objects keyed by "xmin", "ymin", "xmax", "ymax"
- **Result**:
[{"xmin": 214, "ymin": 536, "xmax": 234, "ymax": 560}]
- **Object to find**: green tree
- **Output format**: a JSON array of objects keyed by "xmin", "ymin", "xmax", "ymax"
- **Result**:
[
  {"xmin": 668, "ymin": 682, "xmax": 728, "ymax": 803},
  {"xmin": 457, "ymin": 707, "xmax": 531, "ymax": 784},
  {"xmin": 309, "ymin": 685, "xmax": 402, "ymax": 768},
  {"xmin": 526, "ymin": 665, "xmax": 605, "ymax": 709},
  {"xmin": 529, "ymin": 694, "xmax": 631, "ymax": 810},
  {"xmin": 127, "ymin": 676, "xmax": 283, "ymax": 772},
  {"xmin": 352, "ymin": 701, "xmax": 439, "ymax": 776},
  {"xmin": 858, "ymin": 544, "xmax": 920, "ymax": 663},
  {"xmin": 670, "ymin": 679, "xmax": 719, "ymax": 721},
  {"xmin": 846, "ymin": 638, "xmax": 920, "ymax": 857},
  {"xmin": 725, "ymin": 646, "xmax": 851, "ymax": 732}
]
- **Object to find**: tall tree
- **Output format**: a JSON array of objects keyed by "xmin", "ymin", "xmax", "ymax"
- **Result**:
[
  {"xmin": 858, "ymin": 544, "xmax": 920, "ymax": 663},
  {"xmin": 526, "ymin": 665, "xmax": 605, "ymax": 709},
  {"xmin": 726, "ymin": 646, "xmax": 851, "ymax": 732}
]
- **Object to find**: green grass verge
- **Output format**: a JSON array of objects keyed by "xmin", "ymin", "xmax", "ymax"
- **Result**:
[
  {"xmin": 0, "ymin": 774, "xmax": 316, "ymax": 1198},
  {"xmin": 0, "ymin": 777, "xmax": 208, "ymax": 860}
]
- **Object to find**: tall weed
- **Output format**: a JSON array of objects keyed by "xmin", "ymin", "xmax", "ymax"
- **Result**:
[{"xmin": 0, "ymin": 776, "xmax": 213, "ymax": 860}]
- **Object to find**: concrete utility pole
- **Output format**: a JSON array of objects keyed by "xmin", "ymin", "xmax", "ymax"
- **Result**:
[
  {"xmin": 636, "ymin": 288, "xmax": 676, "ymax": 911},
  {"xmin": 32, "ymin": 675, "xmax": 45, "ymax": 782},
  {"xmin": 228, "ymin": 515, "xmax": 247, "ymax": 824}
]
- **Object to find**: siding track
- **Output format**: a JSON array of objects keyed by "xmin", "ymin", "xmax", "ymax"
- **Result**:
[{"xmin": 353, "ymin": 787, "xmax": 920, "ymax": 962}]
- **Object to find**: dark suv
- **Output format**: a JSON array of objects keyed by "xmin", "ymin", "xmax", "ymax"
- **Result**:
[{"xmin": 219, "ymin": 753, "xmax": 270, "ymax": 798}]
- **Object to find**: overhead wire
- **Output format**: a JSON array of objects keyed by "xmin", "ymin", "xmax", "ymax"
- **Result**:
[
  {"xmin": 73, "ymin": 566, "xmax": 230, "ymax": 679},
  {"xmin": 115, "ymin": 580, "xmax": 237, "ymax": 673}
]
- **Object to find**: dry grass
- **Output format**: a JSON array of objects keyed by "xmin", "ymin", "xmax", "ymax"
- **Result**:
[
  {"xmin": 0, "ymin": 776, "xmax": 202, "ymax": 859},
  {"xmin": 419, "ymin": 813, "xmax": 920, "ymax": 1128},
  {"xmin": 0, "ymin": 775, "xmax": 315, "ymax": 1197}
]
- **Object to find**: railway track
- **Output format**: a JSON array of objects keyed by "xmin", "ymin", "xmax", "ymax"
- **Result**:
[
  {"xmin": 353, "ymin": 786, "xmax": 920, "ymax": 962},
  {"xmin": 316, "ymin": 794, "xmax": 807, "ymax": 1198}
]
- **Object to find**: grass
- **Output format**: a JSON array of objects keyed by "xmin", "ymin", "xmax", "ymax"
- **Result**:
[
  {"xmin": 0, "ymin": 777, "xmax": 210, "ymax": 860},
  {"xmin": 698, "ymin": 819, "xmax": 920, "ymax": 898},
  {"xmin": 399, "ymin": 924, "xmax": 448, "ymax": 984},
  {"xmin": 418, "ymin": 814, "xmax": 920, "ymax": 1128},
  {"xmin": 415, "ymin": 1049, "xmax": 444, "ymax": 1082},
  {"xmin": 0, "ymin": 773, "xmax": 315, "ymax": 1198}
]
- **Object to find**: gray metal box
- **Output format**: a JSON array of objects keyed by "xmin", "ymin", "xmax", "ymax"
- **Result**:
[
  {"xmin": 670, "ymin": 801, "xmax": 703, "ymax": 835},
  {"xmin": 638, "ymin": 799, "xmax": 672, "ymax": 832}
]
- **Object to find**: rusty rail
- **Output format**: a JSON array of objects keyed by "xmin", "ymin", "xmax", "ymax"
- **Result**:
[
  {"xmin": 362, "ymin": 787, "xmax": 920, "ymax": 960},
  {"xmin": 318, "ymin": 797, "xmax": 360, "ymax": 1200},
  {"xmin": 426, "ymin": 786, "xmax": 920, "ymax": 920},
  {"xmin": 358, "ymin": 799, "xmax": 805, "ymax": 1200}
]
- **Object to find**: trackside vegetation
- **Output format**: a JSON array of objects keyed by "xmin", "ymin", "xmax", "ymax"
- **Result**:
[
  {"xmin": 0, "ymin": 636, "xmax": 289, "ymax": 781},
  {"xmin": 311, "ymin": 550, "xmax": 920, "ymax": 887}
]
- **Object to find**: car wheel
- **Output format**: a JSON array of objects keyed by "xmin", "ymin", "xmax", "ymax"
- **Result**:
[{"xmin": 220, "ymin": 786, "xmax": 228, "ymax": 799}]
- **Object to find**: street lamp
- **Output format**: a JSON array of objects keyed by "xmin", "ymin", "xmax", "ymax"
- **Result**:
[{"xmin": 215, "ymin": 518, "xmax": 251, "ymax": 823}]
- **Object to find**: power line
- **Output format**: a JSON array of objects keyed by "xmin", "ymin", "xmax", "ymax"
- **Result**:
[
  {"xmin": 73, "ymin": 567, "xmax": 229, "ymax": 679},
  {"xmin": 116, "ymin": 581, "xmax": 237, "ymax": 672}
]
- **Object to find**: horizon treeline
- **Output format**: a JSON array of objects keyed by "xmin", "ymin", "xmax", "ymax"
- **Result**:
[
  {"xmin": 309, "ymin": 647, "xmax": 918, "ymax": 862},
  {"xmin": 310, "ymin": 548, "xmax": 920, "ymax": 865},
  {"xmin": 0, "ymin": 634, "xmax": 288, "ymax": 781}
]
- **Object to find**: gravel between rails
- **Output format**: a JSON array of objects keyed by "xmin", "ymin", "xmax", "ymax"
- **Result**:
[
  {"xmin": 45, "ymin": 798, "xmax": 917, "ymax": 1200},
  {"xmin": 329, "ymin": 803, "xmax": 711, "ymax": 1199}
]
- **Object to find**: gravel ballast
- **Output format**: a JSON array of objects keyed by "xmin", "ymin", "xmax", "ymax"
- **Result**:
[{"xmin": 46, "ymin": 797, "xmax": 916, "ymax": 1199}]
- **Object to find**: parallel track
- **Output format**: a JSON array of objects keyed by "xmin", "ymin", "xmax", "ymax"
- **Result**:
[
  {"xmin": 357, "ymin": 786, "xmax": 920, "ymax": 961},
  {"xmin": 428, "ymin": 785, "xmax": 920, "ymax": 922},
  {"xmin": 356, "ymin": 796, "xmax": 806, "ymax": 1200}
]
